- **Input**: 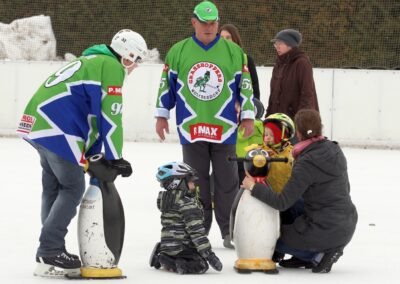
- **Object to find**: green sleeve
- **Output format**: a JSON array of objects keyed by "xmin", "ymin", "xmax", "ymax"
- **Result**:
[
  {"xmin": 155, "ymin": 48, "xmax": 177, "ymax": 118},
  {"xmin": 239, "ymin": 53, "xmax": 255, "ymax": 120},
  {"xmin": 100, "ymin": 59, "xmax": 126, "ymax": 159}
]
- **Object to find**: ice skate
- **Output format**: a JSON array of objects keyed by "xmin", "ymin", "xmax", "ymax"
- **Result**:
[
  {"xmin": 272, "ymin": 251, "xmax": 285, "ymax": 263},
  {"xmin": 312, "ymin": 249, "xmax": 343, "ymax": 273},
  {"xmin": 34, "ymin": 262, "xmax": 80, "ymax": 278},
  {"xmin": 279, "ymin": 256, "xmax": 314, "ymax": 269},
  {"xmin": 34, "ymin": 252, "xmax": 81, "ymax": 278}
]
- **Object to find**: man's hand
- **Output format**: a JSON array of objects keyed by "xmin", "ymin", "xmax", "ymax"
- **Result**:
[
  {"xmin": 156, "ymin": 117, "xmax": 169, "ymax": 141},
  {"xmin": 239, "ymin": 119, "xmax": 254, "ymax": 138}
]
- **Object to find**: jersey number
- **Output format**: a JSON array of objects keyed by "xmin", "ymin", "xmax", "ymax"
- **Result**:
[
  {"xmin": 45, "ymin": 61, "xmax": 82, "ymax": 88},
  {"xmin": 111, "ymin": 103, "xmax": 123, "ymax": 115}
]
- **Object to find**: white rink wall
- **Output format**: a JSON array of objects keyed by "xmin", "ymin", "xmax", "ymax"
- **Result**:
[{"xmin": 0, "ymin": 61, "xmax": 399, "ymax": 148}]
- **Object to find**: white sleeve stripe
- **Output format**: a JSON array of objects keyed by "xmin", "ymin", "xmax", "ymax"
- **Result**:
[{"xmin": 154, "ymin": 108, "xmax": 170, "ymax": 119}]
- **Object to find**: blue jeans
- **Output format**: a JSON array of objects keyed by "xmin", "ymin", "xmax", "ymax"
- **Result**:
[
  {"xmin": 34, "ymin": 143, "xmax": 85, "ymax": 257},
  {"xmin": 275, "ymin": 240, "xmax": 322, "ymax": 264}
]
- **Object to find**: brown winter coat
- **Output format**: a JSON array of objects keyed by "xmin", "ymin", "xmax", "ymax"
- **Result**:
[{"xmin": 266, "ymin": 48, "xmax": 319, "ymax": 119}]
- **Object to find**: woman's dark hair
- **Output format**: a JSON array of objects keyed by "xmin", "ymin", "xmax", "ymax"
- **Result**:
[
  {"xmin": 220, "ymin": 24, "xmax": 243, "ymax": 48},
  {"xmin": 294, "ymin": 109, "xmax": 322, "ymax": 139}
]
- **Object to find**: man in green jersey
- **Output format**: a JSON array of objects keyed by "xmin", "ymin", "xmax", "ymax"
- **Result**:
[
  {"xmin": 155, "ymin": 1, "xmax": 255, "ymax": 249},
  {"xmin": 17, "ymin": 29, "xmax": 147, "ymax": 276}
]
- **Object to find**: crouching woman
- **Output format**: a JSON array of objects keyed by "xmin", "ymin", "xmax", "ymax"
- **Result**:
[{"xmin": 241, "ymin": 109, "xmax": 357, "ymax": 273}]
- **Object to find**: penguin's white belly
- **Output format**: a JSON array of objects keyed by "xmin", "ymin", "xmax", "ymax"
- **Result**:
[
  {"xmin": 233, "ymin": 189, "xmax": 280, "ymax": 259},
  {"xmin": 78, "ymin": 185, "xmax": 116, "ymax": 268}
]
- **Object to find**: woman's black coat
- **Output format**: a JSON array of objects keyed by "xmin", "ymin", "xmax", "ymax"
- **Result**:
[{"xmin": 251, "ymin": 139, "xmax": 358, "ymax": 252}]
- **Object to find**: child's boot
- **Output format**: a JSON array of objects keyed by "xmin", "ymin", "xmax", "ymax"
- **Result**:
[{"xmin": 149, "ymin": 242, "xmax": 161, "ymax": 269}]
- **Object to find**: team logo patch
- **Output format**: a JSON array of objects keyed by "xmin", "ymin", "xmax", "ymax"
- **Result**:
[
  {"xmin": 107, "ymin": 86, "xmax": 122, "ymax": 96},
  {"xmin": 187, "ymin": 62, "xmax": 224, "ymax": 101},
  {"xmin": 17, "ymin": 114, "xmax": 36, "ymax": 134},
  {"xmin": 190, "ymin": 123, "xmax": 223, "ymax": 141}
]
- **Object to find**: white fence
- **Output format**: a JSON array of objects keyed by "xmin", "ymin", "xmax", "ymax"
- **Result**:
[{"xmin": 0, "ymin": 61, "xmax": 399, "ymax": 148}]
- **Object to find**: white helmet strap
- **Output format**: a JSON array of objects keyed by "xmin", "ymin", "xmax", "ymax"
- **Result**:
[{"xmin": 122, "ymin": 58, "xmax": 134, "ymax": 69}]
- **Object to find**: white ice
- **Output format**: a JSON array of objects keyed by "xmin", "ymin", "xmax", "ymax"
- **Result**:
[{"xmin": 1, "ymin": 137, "xmax": 399, "ymax": 283}]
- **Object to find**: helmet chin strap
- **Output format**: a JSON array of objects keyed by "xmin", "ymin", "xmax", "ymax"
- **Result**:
[{"xmin": 121, "ymin": 57, "xmax": 135, "ymax": 69}]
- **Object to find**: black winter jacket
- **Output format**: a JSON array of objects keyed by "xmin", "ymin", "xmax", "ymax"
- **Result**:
[{"xmin": 251, "ymin": 139, "xmax": 357, "ymax": 252}]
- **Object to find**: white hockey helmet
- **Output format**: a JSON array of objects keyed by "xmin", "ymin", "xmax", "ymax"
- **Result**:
[{"xmin": 111, "ymin": 29, "xmax": 147, "ymax": 64}]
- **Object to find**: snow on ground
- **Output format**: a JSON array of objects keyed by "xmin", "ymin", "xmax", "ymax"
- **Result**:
[{"xmin": 1, "ymin": 137, "xmax": 399, "ymax": 283}]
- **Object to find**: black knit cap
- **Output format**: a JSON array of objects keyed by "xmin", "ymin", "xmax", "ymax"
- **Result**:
[{"xmin": 271, "ymin": 29, "xmax": 302, "ymax": 47}]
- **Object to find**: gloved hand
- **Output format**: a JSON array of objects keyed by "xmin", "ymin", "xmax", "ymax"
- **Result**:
[
  {"xmin": 204, "ymin": 251, "xmax": 222, "ymax": 271},
  {"xmin": 110, "ymin": 158, "xmax": 132, "ymax": 177}
]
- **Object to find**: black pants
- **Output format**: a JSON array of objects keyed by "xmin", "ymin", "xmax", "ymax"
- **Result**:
[
  {"xmin": 237, "ymin": 160, "xmax": 246, "ymax": 185},
  {"xmin": 182, "ymin": 142, "xmax": 239, "ymax": 237}
]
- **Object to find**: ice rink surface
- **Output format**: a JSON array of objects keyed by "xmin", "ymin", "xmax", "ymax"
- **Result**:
[{"xmin": 1, "ymin": 137, "xmax": 399, "ymax": 283}]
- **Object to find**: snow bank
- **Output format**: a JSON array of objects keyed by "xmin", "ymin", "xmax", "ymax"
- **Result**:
[{"xmin": 0, "ymin": 15, "xmax": 57, "ymax": 61}]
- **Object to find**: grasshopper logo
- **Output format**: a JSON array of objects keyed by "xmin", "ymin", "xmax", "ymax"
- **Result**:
[
  {"xmin": 194, "ymin": 71, "xmax": 210, "ymax": 92},
  {"xmin": 188, "ymin": 62, "xmax": 224, "ymax": 101}
]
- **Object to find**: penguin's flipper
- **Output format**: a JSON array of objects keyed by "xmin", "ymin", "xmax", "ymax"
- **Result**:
[{"xmin": 229, "ymin": 189, "xmax": 244, "ymax": 240}]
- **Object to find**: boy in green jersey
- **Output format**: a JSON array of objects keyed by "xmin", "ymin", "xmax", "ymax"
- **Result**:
[
  {"xmin": 236, "ymin": 98, "xmax": 265, "ymax": 183},
  {"xmin": 18, "ymin": 29, "xmax": 147, "ymax": 277}
]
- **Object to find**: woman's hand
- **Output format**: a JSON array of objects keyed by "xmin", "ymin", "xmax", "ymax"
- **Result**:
[{"xmin": 241, "ymin": 173, "xmax": 256, "ymax": 191}]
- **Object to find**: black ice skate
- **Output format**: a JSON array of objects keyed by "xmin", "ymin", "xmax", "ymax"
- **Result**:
[
  {"xmin": 312, "ymin": 249, "xmax": 343, "ymax": 273},
  {"xmin": 34, "ymin": 251, "xmax": 81, "ymax": 278},
  {"xmin": 272, "ymin": 251, "xmax": 285, "ymax": 263},
  {"xmin": 63, "ymin": 250, "xmax": 80, "ymax": 260},
  {"xmin": 279, "ymin": 256, "xmax": 314, "ymax": 269}
]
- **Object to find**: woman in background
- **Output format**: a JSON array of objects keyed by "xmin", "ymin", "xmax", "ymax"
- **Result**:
[
  {"xmin": 266, "ymin": 29, "xmax": 319, "ymax": 120},
  {"xmin": 220, "ymin": 24, "xmax": 260, "ymax": 100}
]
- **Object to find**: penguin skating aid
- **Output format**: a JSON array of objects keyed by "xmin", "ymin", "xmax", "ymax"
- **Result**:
[
  {"xmin": 68, "ymin": 153, "xmax": 127, "ymax": 279},
  {"xmin": 229, "ymin": 147, "xmax": 288, "ymax": 273}
]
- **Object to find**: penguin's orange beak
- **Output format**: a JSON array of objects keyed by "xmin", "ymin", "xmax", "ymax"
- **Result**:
[{"xmin": 253, "ymin": 155, "xmax": 266, "ymax": 168}]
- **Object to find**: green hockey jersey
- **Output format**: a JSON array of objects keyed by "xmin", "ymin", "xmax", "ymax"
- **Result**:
[
  {"xmin": 17, "ymin": 45, "xmax": 125, "ymax": 166},
  {"xmin": 155, "ymin": 34, "xmax": 255, "ymax": 144}
]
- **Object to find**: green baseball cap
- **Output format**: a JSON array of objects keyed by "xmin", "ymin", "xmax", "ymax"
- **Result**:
[{"xmin": 193, "ymin": 1, "xmax": 219, "ymax": 22}]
